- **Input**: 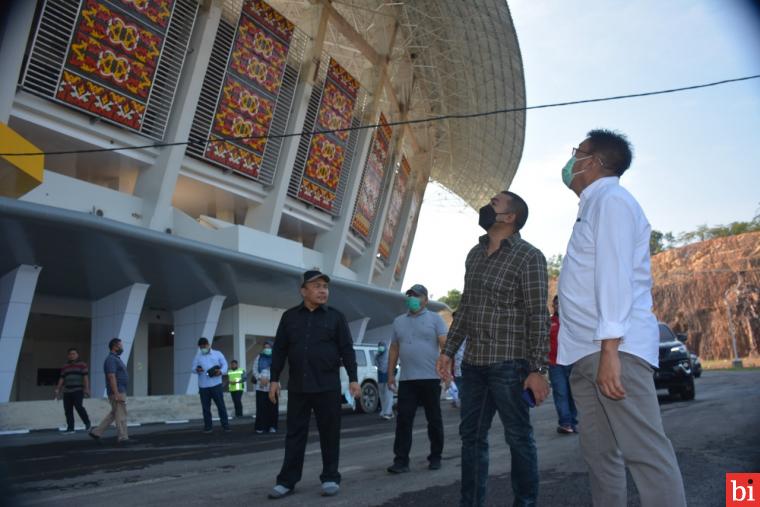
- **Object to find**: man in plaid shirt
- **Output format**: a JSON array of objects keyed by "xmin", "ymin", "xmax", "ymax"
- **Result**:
[{"xmin": 437, "ymin": 191, "xmax": 550, "ymax": 507}]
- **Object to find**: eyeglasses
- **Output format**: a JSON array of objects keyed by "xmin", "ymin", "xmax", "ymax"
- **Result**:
[
  {"xmin": 572, "ymin": 147, "xmax": 591, "ymax": 157},
  {"xmin": 572, "ymin": 147, "xmax": 605, "ymax": 166}
]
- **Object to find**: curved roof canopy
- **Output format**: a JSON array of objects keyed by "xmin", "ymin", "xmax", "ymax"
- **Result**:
[{"xmin": 251, "ymin": 0, "xmax": 526, "ymax": 209}]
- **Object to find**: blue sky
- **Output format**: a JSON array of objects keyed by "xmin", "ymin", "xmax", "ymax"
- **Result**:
[{"xmin": 404, "ymin": 0, "xmax": 760, "ymax": 300}]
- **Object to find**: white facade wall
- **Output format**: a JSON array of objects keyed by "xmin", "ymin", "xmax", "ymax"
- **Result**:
[{"xmin": 1, "ymin": 0, "xmax": 430, "ymax": 404}]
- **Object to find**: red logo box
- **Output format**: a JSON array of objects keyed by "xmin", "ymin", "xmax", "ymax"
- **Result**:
[{"xmin": 727, "ymin": 473, "xmax": 759, "ymax": 506}]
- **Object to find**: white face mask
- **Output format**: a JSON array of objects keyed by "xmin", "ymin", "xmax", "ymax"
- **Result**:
[{"xmin": 200, "ymin": 347, "xmax": 210, "ymax": 355}]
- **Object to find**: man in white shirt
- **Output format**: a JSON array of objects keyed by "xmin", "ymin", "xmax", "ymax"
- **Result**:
[
  {"xmin": 557, "ymin": 129, "xmax": 686, "ymax": 507},
  {"xmin": 192, "ymin": 337, "xmax": 230, "ymax": 434}
]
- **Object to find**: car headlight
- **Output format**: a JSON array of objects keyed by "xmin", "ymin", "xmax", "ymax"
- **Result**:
[{"xmin": 670, "ymin": 345, "xmax": 687, "ymax": 353}]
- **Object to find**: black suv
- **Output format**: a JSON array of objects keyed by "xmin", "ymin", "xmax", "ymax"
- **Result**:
[{"xmin": 654, "ymin": 323, "xmax": 696, "ymax": 400}]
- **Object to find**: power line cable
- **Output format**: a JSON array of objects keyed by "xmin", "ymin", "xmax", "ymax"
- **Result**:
[{"xmin": 2, "ymin": 73, "xmax": 758, "ymax": 158}]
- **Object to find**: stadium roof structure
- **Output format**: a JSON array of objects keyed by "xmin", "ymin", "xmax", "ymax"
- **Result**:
[{"xmin": 238, "ymin": 0, "xmax": 526, "ymax": 209}]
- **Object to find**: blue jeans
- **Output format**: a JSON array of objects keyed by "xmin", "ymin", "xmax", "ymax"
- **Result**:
[
  {"xmin": 199, "ymin": 384, "xmax": 229, "ymax": 430},
  {"xmin": 549, "ymin": 364, "xmax": 578, "ymax": 428},
  {"xmin": 460, "ymin": 360, "xmax": 538, "ymax": 507}
]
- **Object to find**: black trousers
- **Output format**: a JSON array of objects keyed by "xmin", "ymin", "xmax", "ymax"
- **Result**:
[
  {"xmin": 230, "ymin": 391, "xmax": 243, "ymax": 417},
  {"xmin": 199, "ymin": 384, "xmax": 229, "ymax": 430},
  {"xmin": 393, "ymin": 379, "xmax": 444, "ymax": 466},
  {"xmin": 255, "ymin": 390, "xmax": 279, "ymax": 431},
  {"xmin": 276, "ymin": 390, "xmax": 341, "ymax": 488},
  {"xmin": 63, "ymin": 390, "xmax": 90, "ymax": 430}
]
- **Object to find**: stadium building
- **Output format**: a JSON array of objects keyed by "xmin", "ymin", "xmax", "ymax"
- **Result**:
[{"xmin": 0, "ymin": 0, "xmax": 525, "ymax": 422}]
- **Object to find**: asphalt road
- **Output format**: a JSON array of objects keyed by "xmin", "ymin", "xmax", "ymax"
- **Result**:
[{"xmin": 2, "ymin": 370, "xmax": 758, "ymax": 506}]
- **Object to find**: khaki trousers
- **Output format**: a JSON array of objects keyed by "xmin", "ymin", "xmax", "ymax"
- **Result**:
[
  {"xmin": 570, "ymin": 351, "xmax": 686, "ymax": 507},
  {"xmin": 92, "ymin": 397, "xmax": 128, "ymax": 441}
]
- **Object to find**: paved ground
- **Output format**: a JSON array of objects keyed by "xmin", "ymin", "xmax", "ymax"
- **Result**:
[{"xmin": 1, "ymin": 370, "xmax": 758, "ymax": 506}]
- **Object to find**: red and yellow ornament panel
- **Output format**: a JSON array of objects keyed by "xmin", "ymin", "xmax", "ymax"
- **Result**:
[
  {"xmin": 203, "ymin": 0, "xmax": 295, "ymax": 179},
  {"xmin": 350, "ymin": 113, "xmax": 393, "ymax": 241},
  {"xmin": 295, "ymin": 58, "xmax": 360, "ymax": 213},
  {"xmin": 378, "ymin": 155, "xmax": 412, "ymax": 261},
  {"xmin": 56, "ymin": 0, "xmax": 174, "ymax": 131}
]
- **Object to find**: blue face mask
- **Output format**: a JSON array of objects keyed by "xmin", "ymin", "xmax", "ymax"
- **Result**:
[
  {"xmin": 200, "ymin": 347, "xmax": 210, "ymax": 355},
  {"xmin": 377, "ymin": 346, "xmax": 386, "ymax": 354},
  {"xmin": 406, "ymin": 296, "xmax": 422, "ymax": 313},
  {"xmin": 262, "ymin": 348, "xmax": 272, "ymax": 356},
  {"xmin": 561, "ymin": 155, "xmax": 591, "ymax": 187}
]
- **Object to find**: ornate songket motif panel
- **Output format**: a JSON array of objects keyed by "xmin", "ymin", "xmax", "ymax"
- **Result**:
[
  {"xmin": 350, "ymin": 113, "xmax": 393, "ymax": 242},
  {"xmin": 395, "ymin": 191, "xmax": 421, "ymax": 280},
  {"xmin": 378, "ymin": 155, "xmax": 412, "ymax": 262},
  {"xmin": 294, "ymin": 58, "xmax": 360, "ymax": 213},
  {"xmin": 21, "ymin": 0, "xmax": 196, "ymax": 139},
  {"xmin": 56, "ymin": 0, "xmax": 172, "ymax": 130},
  {"xmin": 201, "ymin": 0, "xmax": 295, "ymax": 179}
]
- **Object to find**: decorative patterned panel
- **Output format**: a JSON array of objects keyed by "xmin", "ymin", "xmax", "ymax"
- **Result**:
[
  {"xmin": 378, "ymin": 155, "xmax": 412, "ymax": 262},
  {"xmin": 201, "ymin": 0, "xmax": 295, "ymax": 180},
  {"xmin": 187, "ymin": 0, "xmax": 306, "ymax": 185},
  {"xmin": 21, "ymin": 0, "xmax": 197, "ymax": 139},
  {"xmin": 350, "ymin": 113, "xmax": 393, "ymax": 242},
  {"xmin": 293, "ymin": 58, "xmax": 360, "ymax": 213},
  {"xmin": 395, "ymin": 192, "xmax": 421, "ymax": 280}
]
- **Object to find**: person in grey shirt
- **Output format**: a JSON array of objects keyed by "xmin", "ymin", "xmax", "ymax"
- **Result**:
[
  {"xmin": 375, "ymin": 341, "xmax": 394, "ymax": 420},
  {"xmin": 386, "ymin": 284, "xmax": 448, "ymax": 474}
]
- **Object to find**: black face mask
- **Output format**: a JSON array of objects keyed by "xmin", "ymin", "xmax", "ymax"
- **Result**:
[{"xmin": 478, "ymin": 205, "xmax": 497, "ymax": 231}]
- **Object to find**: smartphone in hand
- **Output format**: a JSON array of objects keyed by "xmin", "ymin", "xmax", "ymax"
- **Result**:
[{"xmin": 521, "ymin": 388, "xmax": 536, "ymax": 408}]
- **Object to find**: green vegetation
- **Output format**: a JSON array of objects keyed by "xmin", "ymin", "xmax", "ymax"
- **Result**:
[
  {"xmin": 437, "ymin": 288, "xmax": 461, "ymax": 311},
  {"xmin": 650, "ymin": 215, "xmax": 760, "ymax": 255},
  {"xmin": 547, "ymin": 254, "xmax": 563, "ymax": 278}
]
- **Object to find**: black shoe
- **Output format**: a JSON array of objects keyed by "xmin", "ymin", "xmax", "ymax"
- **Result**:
[
  {"xmin": 202, "ymin": 429, "xmax": 213, "ymax": 434},
  {"xmin": 88, "ymin": 431, "xmax": 101, "ymax": 443},
  {"xmin": 428, "ymin": 459, "xmax": 442, "ymax": 470},
  {"xmin": 117, "ymin": 438, "xmax": 137, "ymax": 446},
  {"xmin": 387, "ymin": 463, "xmax": 410, "ymax": 474}
]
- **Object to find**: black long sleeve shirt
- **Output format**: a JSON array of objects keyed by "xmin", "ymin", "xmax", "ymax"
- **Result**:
[{"xmin": 270, "ymin": 303, "xmax": 358, "ymax": 393}]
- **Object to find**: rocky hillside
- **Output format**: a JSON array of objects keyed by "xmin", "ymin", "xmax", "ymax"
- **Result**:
[
  {"xmin": 650, "ymin": 231, "xmax": 760, "ymax": 360},
  {"xmin": 549, "ymin": 232, "xmax": 760, "ymax": 360}
]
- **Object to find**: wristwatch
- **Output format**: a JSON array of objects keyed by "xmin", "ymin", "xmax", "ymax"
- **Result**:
[{"xmin": 531, "ymin": 366, "xmax": 549, "ymax": 376}]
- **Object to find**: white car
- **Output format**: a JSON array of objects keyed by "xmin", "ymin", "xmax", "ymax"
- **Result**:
[{"xmin": 340, "ymin": 344, "xmax": 380, "ymax": 413}]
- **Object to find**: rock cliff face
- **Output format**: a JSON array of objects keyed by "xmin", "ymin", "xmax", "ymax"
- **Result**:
[
  {"xmin": 650, "ymin": 232, "xmax": 760, "ymax": 360},
  {"xmin": 549, "ymin": 232, "xmax": 760, "ymax": 360}
]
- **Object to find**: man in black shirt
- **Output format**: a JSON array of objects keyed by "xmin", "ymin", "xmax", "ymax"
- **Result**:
[{"xmin": 268, "ymin": 270, "xmax": 360, "ymax": 499}]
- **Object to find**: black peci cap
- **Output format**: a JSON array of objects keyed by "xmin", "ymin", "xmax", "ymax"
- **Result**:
[{"xmin": 302, "ymin": 270, "xmax": 330, "ymax": 286}]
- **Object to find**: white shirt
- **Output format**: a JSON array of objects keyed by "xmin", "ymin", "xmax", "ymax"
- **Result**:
[
  {"xmin": 557, "ymin": 176, "xmax": 659, "ymax": 367},
  {"xmin": 191, "ymin": 349, "xmax": 228, "ymax": 388}
]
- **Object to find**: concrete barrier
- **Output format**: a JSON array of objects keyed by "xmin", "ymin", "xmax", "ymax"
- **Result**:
[{"xmin": 0, "ymin": 391, "xmax": 289, "ymax": 432}]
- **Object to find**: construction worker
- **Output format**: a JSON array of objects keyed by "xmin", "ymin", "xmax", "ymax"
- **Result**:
[{"xmin": 228, "ymin": 359, "xmax": 246, "ymax": 418}]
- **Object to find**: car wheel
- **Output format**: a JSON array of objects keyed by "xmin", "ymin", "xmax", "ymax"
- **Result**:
[
  {"xmin": 679, "ymin": 376, "xmax": 695, "ymax": 401},
  {"xmin": 357, "ymin": 382, "xmax": 379, "ymax": 414}
]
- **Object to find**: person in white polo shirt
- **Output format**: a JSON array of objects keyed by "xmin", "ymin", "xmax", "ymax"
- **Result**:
[
  {"xmin": 557, "ymin": 129, "xmax": 686, "ymax": 507},
  {"xmin": 386, "ymin": 284, "xmax": 448, "ymax": 474}
]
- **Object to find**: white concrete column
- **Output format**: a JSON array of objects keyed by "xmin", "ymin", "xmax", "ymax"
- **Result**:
[
  {"xmin": 0, "ymin": 1, "xmax": 36, "ymax": 122},
  {"xmin": 131, "ymin": 316, "xmax": 149, "ymax": 396},
  {"xmin": 133, "ymin": 2, "xmax": 222, "ymax": 231},
  {"xmin": 231, "ymin": 304, "xmax": 246, "ymax": 369},
  {"xmin": 348, "ymin": 317, "xmax": 370, "ymax": 345},
  {"xmin": 243, "ymin": 78, "xmax": 314, "ymax": 234},
  {"xmin": 313, "ymin": 125, "xmax": 376, "ymax": 275},
  {"xmin": 172, "ymin": 295, "xmax": 226, "ymax": 394},
  {"xmin": 0, "ymin": 265, "xmax": 41, "ymax": 402},
  {"xmin": 90, "ymin": 283, "xmax": 150, "ymax": 398}
]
